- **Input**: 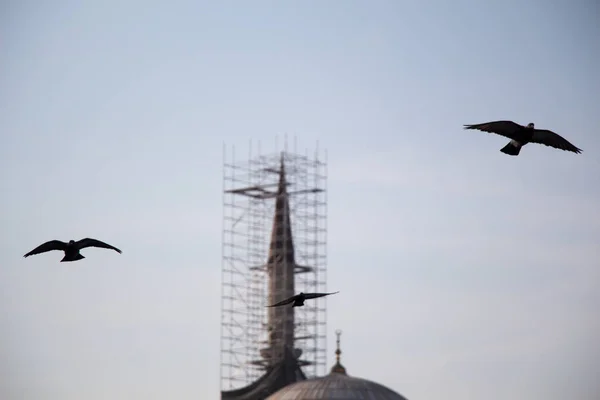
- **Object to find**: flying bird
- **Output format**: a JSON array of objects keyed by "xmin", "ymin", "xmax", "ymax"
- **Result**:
[
  {"xmin": 463, "ymin": 120, "xmax": 582, "ymax": 156},
  {"xmin": 266, "ymin": 291, "xmax": 339, "ymax": 308},
  {"xmin": 23, "ymin": 238, "xmax": 122, "ymax": 262}
]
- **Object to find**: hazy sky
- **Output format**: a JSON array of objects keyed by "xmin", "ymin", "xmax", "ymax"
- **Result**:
[{"xmin": 1, "ymin": 1, "xmax": 599, "ymax": 399}]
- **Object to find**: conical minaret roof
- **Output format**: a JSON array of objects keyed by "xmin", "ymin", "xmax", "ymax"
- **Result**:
[{"xmin": 266, "ymin": 154, "xmax": 296, "ymax": 266}]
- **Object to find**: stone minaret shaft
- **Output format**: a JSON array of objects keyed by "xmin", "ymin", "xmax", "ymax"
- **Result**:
[{"xmin": 265, "ymin": 155, "xmax": 297, "ymax": 364}]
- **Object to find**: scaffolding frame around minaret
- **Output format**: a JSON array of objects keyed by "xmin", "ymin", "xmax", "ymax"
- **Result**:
[{"xmin": 220, "ymin": 139, "xmax": 328, "ymax": 391}]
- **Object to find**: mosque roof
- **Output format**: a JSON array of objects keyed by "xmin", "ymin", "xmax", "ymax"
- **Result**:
[{"xmin": 266, "ymin": 330, "xmax": 409, "ymax": 400}]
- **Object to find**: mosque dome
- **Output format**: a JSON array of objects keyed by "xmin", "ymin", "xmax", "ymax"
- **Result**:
[{"xmin": 266, "ymin": 330, "xmax": 409, "ymax": 400}]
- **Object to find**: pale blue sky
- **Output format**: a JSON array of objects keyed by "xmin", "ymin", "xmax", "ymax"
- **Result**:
[{"xmin": 1, "ymin": 1, "xmax": 599, "ymax": 399}]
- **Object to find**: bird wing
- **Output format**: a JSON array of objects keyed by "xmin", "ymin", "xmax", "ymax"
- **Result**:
[
  {"xmin": 266, "ymin": 295, "xmax": 298, "ymax": 307},
  {"xmin": 530, "ymin": 129, "xmax": 582, "ymax": 154},
  {"xmin": 463, "ymin": 120, "xmax": 525, "ymax": 141},
  {"xmin": 23, "ymin": 240, "xmax": 68, "ymax": 257},
  {"xmin": 75, "ymin": 238, "xmax": 122, "ymax": 253},
  {"xmin": 303, "ymin": 291, "xmax": 340, "ymax": 299}
]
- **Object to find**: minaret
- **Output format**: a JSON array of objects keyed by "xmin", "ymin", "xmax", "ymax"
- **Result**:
[{"xmin": 260, "ymin": 153, "xmax": 300, "ymax": 366}]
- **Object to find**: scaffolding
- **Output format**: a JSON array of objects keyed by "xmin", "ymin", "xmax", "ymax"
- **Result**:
[{"xmin": 220, "ymin": 139, "xmax": 328, "ymax": 391}]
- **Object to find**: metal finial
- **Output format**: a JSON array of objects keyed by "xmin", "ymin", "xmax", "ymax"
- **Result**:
[
  {"xmin": 330, "ymin": 329, "xmax": 347, "ymax": 375},
  {"xmin": 335, "ymin": 329, "xmax": 342, "ymax": 361}
]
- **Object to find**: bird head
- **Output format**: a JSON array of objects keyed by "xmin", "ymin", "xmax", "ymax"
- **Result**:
[
  {"xmin": 527, "ymin": 123, "xmax": 535, "ymax": 128},
  {"xmin": 68, "ymin": 240, "xmax": 75, "ymax": 244}
]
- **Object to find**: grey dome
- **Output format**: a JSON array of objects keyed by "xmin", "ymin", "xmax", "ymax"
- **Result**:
[
  {"xmin": 265, "ymin": 371, "xmax": 408, "ymax": 400},
  {"xmin": 266, "ymin": 330, "xmax": 408, "ymax": 400}
]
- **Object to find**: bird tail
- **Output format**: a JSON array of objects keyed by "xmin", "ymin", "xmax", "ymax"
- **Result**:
[
  {"xmin": 500, "ymin": 140, "xmax": 521, "ymax": 156},
  {"xmin": 61, "ymin": 253, "xmax": 85, "ymax": 262}
]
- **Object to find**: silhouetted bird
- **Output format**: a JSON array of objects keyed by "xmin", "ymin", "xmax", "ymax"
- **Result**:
[
  {"xmin": 463, "ymin": 120, "xmax": 582, "ymax": 156},
  {"xmin": 23, "ymin": 238, "xmax": 122, "ymax": 262},
  {"xmin": 266, "ymin": 291, "xmax": 339, "ymax": 308}
]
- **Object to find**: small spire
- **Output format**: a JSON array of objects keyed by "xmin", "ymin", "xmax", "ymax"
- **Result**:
[
  {"xmin": 335, "ymin": 330, "xmax": 342, "ymax": 362},
  {"xmin": 266, "ymin": 152, "xmax": 296, "ymax": 266},
  {"xmin": 330, "ymin": 329, "xmax": 347, "ymax": 375},
  {"xmin": 278, "ymin": 151, "xmax": 286, "ymax": 195}
]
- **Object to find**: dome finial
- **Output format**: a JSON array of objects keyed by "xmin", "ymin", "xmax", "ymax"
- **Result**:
[
  {"xmin": 330, "ymin": 329, "xmax": 347, "ymax": 375},
  {"xmin": 335, "ymin": 329, "xmax": 342, "ymax": 362}
]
